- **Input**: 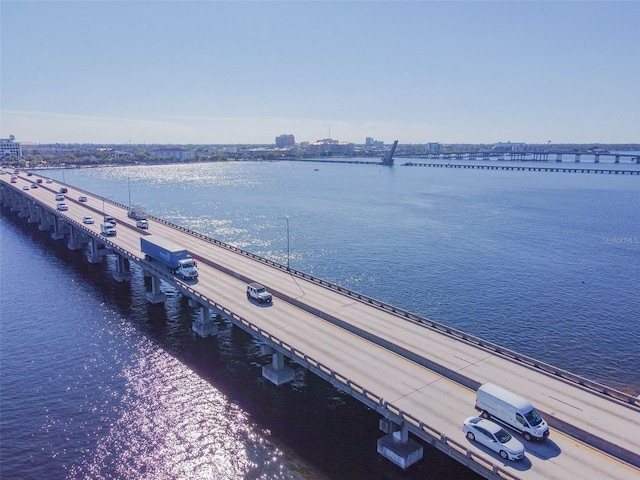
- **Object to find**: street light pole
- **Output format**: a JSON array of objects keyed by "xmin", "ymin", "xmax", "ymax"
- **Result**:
[
  {"xmin": 285, "ymin": 217, "xmax": 290, "ymax": 270},
  {"xmin": 280, "ymin": 216, "xmax": 290, "ymax": 270}
]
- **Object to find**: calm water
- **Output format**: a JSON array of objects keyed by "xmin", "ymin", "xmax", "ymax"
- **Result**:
[{"xmin": 2, "ymin": 159, "xmax": 639, "ymax": 479}]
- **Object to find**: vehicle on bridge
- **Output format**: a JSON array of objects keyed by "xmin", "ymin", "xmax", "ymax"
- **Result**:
[
  {"xmin": 475, "ymin": 383, "xmax": 549, "ymax": 441},
  {"xmin": 140, "ymin": 235, "xmax": 198, "ymax": 281},
  {"xmin": 462, "ymin": 416, "xmax": 525, "ymax": 461},
  {"xmin": 103, "ymin": 215, "xmax": 116, "ymax": 227},
  {"xmin": 100, "ymin": 223, "xmax": 116, "ymax": 236},
  {"xmin": 246, "ymin": 282, "xmax": 273, "ymax": 303},
  {"xmin": 128, "ymin": 204, "xmax": 148, "ymax": 220},
  {"xmin": 136, "ymin": 219, "xmax": 149, "ymax": 229}
]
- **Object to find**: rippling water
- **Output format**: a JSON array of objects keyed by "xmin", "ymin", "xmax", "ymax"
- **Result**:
[{"xmin": 2, "ymin": 158, "xmax": 639, "ymax": 479}]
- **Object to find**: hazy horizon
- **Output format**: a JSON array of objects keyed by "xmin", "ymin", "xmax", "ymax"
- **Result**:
[{"xmin": 2, "ymin": 1, "xmax": 639, "ymax": 145}]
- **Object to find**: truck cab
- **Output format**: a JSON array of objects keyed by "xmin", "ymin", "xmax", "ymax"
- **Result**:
[{"xmin": 176, "ymin": 258, "xmax": 198, "ymax": 280}]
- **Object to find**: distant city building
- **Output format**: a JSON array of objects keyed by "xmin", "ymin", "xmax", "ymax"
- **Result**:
[
  {"xmin": 308, "ymin": 138, "xmax": 354, "ymax": 155},
  {"xmin": 275, "ymin": 134, "xmax": 295, "ymax": 148},
  {"xmin": 427, "ymin": 142, "xmax": 441, "ymax": 154},
  {"xmin": 366, "ymin": 137, "xmax": 384, "ymax": 147},
  {"xmin": 20, "ymin": 144, "xmax": 75, "ymax": 155},
  {"xmin": 149, "ymin": 147, "xmax": 194, "ymax": 161},
  {"xmin": 1, "ymin": 135, "xmax": 22, "ymax": 157},
  {"xmin": 493, "ymin": 142, "xmax": 526, "ymax": 153}
]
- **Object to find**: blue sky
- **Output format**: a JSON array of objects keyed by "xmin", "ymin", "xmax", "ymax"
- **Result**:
[{"xmin": 1, "ymin": 1, "xmax": 639, "ymax": 145}]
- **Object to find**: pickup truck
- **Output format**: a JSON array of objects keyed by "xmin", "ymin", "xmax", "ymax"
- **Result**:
[{"xmin": 100, "ymin": 223, "xmax": 116, "ymax": 236}]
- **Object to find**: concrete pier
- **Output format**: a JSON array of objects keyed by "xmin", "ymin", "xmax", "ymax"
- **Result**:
[
  {"xmin": 261, "ymin": 345, "xmax": 295, "ymax": 385},
  {"xmin": 27, "ymin": 202, "xmax": 40, "ymax": 224},
  {"xmin": 51, "ymin": 217, "xmax": 65, "ymax": 240},
  {"xmin": 189, "ymin": 299, "xmax": 219, "ymax": 337},
  {"xmin": 67, "ymin": 225, "xmax": 87, "ymax": 251},
  {"xmin": 377, "ymin": 419, "xmax": 423, "ymax": 470},
  {"xmin": 86, "ymin": 238, "xmax": 108, "ymax": 263},
  {"xmin": 113, "ymin": 254, "xmax": 132, "ymax": 282},
  {"xmin": 39, "ymin": 211, "xmax": 52, "ymax": 231},
  {"xmin": 145, "ymin": 274, "xmax": 167, "ymax": 304}
]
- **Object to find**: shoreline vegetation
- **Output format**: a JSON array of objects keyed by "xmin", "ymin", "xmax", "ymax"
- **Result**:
[{"xmin": 4, "ymin": 142, "xmax": 639, "ymax": 170}]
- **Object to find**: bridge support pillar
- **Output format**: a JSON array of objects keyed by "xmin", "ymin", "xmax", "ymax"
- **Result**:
[
  {"xmin": 10, "ymin": 192, "xmax": 21, "ymax": 212},
  {"xmin": 28, "ymin": 202, "xmax": 40, "ymax": 224},
  {"xmin": 67, "ymin": 225, "xmax": 86, "ymax": 251},
  {"xmin": 51, "ymin": 217, "xmax": 65, "ymax": 240},
  {"xmin": 615, "ymin": 155, "xmax": 620, "ymax": 164},
  {"xmin": 377, "ymin": 420, "xmax": 423, "ymax": 470},
  {"xmin": 39, "ymin": 211, "xmax": 52, "ymax": 231},
  {"xmin": 594, "ymin": 154, "xmax": 600, "ymax": 163},
  {"xmin": 556, "ymin": 153, "xmax": 563, "ymax": 162},
  {"xmin": 86, "ymin": 238, "xmax": 108, "ymax": 263},
  {"xmin": 18, "ymin": 196, "xmax": 29, "ymax": 218},
  {"xmin": 190, "ymin": 300, "xmax": 219, "ymax": 337},
  {"xmin": 261, "ymin": 347, "xmax": 295, "ymax": 386},
  {"xmin": 145, "ymin": 274, "xmax": 166, "ymax": 304},
  {"xmin": 113, "ymin": 254, "xmax": 132, "ymax": 282},
  {"xmin": 575, "ymin": 153, "xmax": 581, "ymax": 162}
]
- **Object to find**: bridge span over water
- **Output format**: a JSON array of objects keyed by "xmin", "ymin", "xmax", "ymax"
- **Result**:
[{"xmin": 2, "ymin": 172, "xmax": 639, "ymax": 480}]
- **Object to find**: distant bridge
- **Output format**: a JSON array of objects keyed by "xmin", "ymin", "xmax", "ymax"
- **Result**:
[
  {"xmin": 405, "ymin": 151, "xmax": 640, "ymax": 164},
  {"xmin": 401, "ymin": 162, "xmax": 640, "ymax": 174}
]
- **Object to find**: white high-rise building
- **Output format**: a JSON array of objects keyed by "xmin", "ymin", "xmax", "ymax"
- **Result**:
[
  {"xmin": 276, "ymin": 134, "xmax": 295, "ymax": 148},
  {"xmin": 1, "ymin": 135, "xmax": 22, "ymax": 157}
]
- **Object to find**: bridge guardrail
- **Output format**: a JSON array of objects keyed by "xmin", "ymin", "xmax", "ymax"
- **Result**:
[{"xmin": 54, "ymin": 183, "xmax": 639, "ymax": 409}]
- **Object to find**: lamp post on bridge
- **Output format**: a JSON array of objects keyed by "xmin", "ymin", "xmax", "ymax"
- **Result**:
[{"xmin": 279, "ymin": 216, "xmax": 290, "ymax": 271}]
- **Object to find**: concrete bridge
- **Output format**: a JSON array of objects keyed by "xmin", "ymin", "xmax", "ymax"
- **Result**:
[
  {"xmin": 410, "ymin": 151, "xmax": 640, "ymax": 164},
  {"xmin": 2, "ymin": 171, "xmax": 639, "ymax": 480}
]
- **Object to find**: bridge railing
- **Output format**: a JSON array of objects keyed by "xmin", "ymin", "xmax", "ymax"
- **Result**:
[{"xmin": 80, "ymin": 188, "xmax": 637, "ymax": 409}]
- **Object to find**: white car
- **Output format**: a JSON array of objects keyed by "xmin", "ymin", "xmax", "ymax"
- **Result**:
[
  {"xmin": 57, "ymin": 202, "xmax": 69, "ymax": 211},
  {"xmin": 83, "ymin": 216, "xmax": 94, "ymax": 224},
  {"xmin": 462, "ymin": 417, "xmax": 525, "ymax": 461},
  {"xmin": 136, "ymin": 219, "xmax": 149, "ymax": 229}
]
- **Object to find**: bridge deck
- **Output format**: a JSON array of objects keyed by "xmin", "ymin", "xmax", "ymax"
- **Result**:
[{"xmin": 2, "ymin": 172, "xmax": 639, "ymax": 480}]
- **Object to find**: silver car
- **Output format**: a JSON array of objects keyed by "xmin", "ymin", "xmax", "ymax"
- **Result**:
[{"xmin": 462, "ymin": 416, "xmax": 525, "ymax": 461}]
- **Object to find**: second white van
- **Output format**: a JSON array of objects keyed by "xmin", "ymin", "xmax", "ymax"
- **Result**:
[{"xmin": 475, "ymin": 383, "xmax": 549, "ymax": 441}]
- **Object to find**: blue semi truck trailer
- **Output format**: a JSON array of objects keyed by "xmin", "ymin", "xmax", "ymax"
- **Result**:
[{"xmin": 140, "ymin": 235, "xmax": 199, "ymax": 280}]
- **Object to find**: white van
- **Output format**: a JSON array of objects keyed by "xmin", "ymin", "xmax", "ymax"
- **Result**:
[{"xmin": 475, "ymin": 383, "xmax": 549, "ymax": 441}]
